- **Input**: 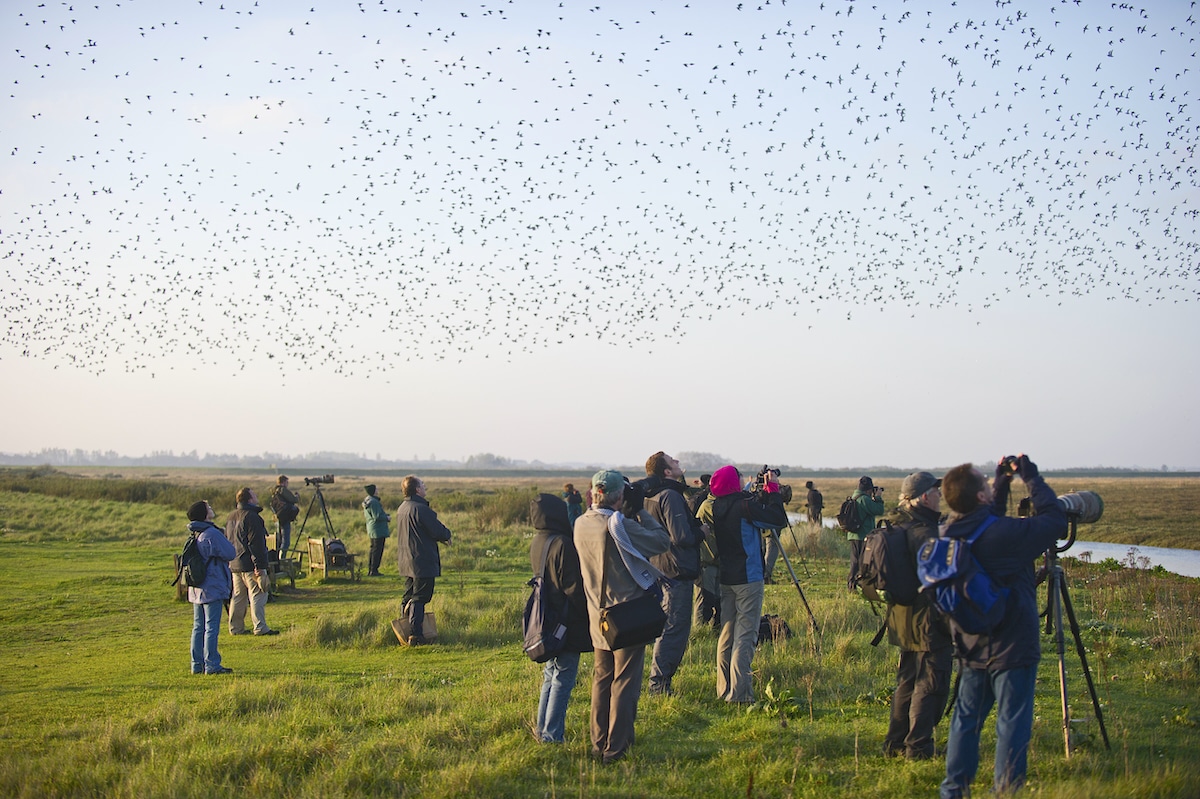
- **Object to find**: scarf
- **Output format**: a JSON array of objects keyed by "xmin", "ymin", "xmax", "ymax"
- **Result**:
[{"xmin": 593, "ymin": 507, "xmax": 665, "ymax": 591}]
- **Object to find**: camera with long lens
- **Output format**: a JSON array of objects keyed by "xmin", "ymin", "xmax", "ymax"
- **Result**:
[
  {"xmin": 304, "ymin": 474, "xmax": 336, "ymax": 486},
  {"xmin": 754, "ymin": 465, "xmax": 792, "ymax": 502},
  {"xmin": 1057, "ymin": 491, "xmax": 1103, "ymax": 525}
]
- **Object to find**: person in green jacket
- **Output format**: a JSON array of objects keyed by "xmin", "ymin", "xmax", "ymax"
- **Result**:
[
  {"xmin": 363, "ymin": 484, "xmax": 390, "ymax": 577},
  {"xmin": 848, "ymin": 475, "xmax": 886, "ymax": 590}
]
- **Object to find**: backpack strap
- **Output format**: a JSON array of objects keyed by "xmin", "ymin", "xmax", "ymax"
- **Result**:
[
  {"xmin": 965, "ymin": 514, "xmax": 999, "ymax": 545},
  {"xmin": 535, "ymin": 534, "xmax": 554, "ymax": 580}
]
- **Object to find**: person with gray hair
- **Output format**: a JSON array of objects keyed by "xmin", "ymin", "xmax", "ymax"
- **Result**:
[
  {"xmin": 574, "ymin": 470, "xmax": 669, "ymax": 764},
  {"xmin": 882, "ymin": 471, "xmax": 951, "ymax": 760}
]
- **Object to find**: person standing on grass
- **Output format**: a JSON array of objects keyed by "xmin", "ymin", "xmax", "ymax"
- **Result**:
[
  {"xmin": 187, "ymin": 500, "xmax": 237, "ymax": 675},
  {"xmin": 574, "ymin": 470, "xmax": 669, "ymax": 764},
  {"xmin": 269, "ymin": 475, "xmax": 300, "ymax": 557},
  {"xmin": 363, "ymin": 484, "xmax": 390, "ymax": 577},
  {"xmin": 529, "ymin": 493, "xmax": 592, "ymax": 744},
  {"xmin": 848, "ymin": 475, "xmax": 886, "ymax": 591},
  {"xmin": 805, "ymin": 480, "xmax": 824, "ymax": 528},
  {"xmin": 640, "ymin": 451, "xmax": 704, "ymax": 697},
  {"xmin": 563, "ymin": 483, "xmax": 585, "ymax": 528},
  {"xmin": 395, "ymin": 474, "xmax": 452, "ymax": 645},
  {"xmin": 882, "ymin": 471, "xmax": 951, "ymax": 760},
  {"xmin": 696, "ymin": 464, "xmax": 788, "ymax": 704},
  {"xmin": 938, "ymin": 456, "xmax": 1066, "ymax": 799},
  {"xmin": 225, "ymin": 487, "xmax": 278, "ymax": 636}
]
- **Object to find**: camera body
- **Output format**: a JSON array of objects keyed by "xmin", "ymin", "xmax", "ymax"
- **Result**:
[
  {"xmin": 999, "ymin": 455, "xmax": 1020, "ymax": 475},
  {"xmin": 305, "ymin": 474, "xmax": 336, "ymax": 486},
  {"xmin": 753, "ymin": 465, "xmax": 792, "ymax": 503}
]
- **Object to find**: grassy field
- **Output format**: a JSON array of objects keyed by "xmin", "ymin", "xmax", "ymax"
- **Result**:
[{"xmin": 0, "ymin": 469, "xmax": 1198, "ymax": 798}]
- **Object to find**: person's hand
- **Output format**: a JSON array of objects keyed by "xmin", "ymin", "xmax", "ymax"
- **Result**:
[
  {"xmin": 1015, "ymin": 454, "xmax": 1039, "ymax": 482},
  {"xmin": 995, "ymin": 457, "xmax": 1016, "ymax": 483}
]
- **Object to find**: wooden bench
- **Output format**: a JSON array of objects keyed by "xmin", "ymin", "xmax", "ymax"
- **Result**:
[
  {"xmin": 307, "ymin": 537, "xmax": 360, "ymax": 581},
  {"xmin": 265, "ymin": 534, "xmax": 299, "ymax": 590}
]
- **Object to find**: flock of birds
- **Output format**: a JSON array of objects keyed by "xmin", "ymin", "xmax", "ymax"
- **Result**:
[{"xmin": 1, "ymin": 1, "xmax": 1196, "ymax": 375}]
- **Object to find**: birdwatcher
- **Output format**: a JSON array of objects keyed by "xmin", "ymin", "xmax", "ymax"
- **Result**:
[
  {"xmin": 186, "ymin": 500, "xmax": 237, "ymax": 675},
  {"xmin": 563, "ymin": 483, "xmax": 585, "ymax": 527},
  {"xmin": 805, "ymin": 480, "xmax": 824, "ymax": 528},
  {"xmin": 882, "ymin": 471, "xmax": 951, "ymax": 760},
  {"xmin": 938, "ymin": 455, "xmax": 1066, "ymax": 798},
  {"xmin": 574, "ymin": 470, "xmax": 669, "ymax": 764},
  {"xmin": 395, "ymin": 475, "xmax": 452, "ymax": 645},
  {"xmin": 688, "ymin": 474, "xmax": 720, "ymax": 629},
  {"xmin": 848, "ymin": 476, "xmax": 886, "ymax": 591},
  {"xmin": 269, "ymin": 475, "xmax": 301, "ymax": 557},
  {"xmin": 225, "ymin": 487, "xmax": 278, "ymax": 636},
  {"xmin": 362, "ymin": 484, "xmax": 390, "ymax": 577},
  {"xmin": 639, "ymin": 451, "xmax": 705, "ymax": 697}
]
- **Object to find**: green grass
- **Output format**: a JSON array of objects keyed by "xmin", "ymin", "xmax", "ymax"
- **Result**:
[{"xmin": 0, "ymin": 475, "xmax": 1198, "ymax": 798}]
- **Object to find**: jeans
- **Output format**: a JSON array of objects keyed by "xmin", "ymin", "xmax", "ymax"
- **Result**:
[
  {"xmin": 649, "ymin": 579, "xmax": 694, "ymax": 694},
  {"xmin": 717, "ymin": 581, "xmax": 764, "ymax": 703},
  {"xmin": 536, "ymin": 652, "xmax": 580, "ymax": 743},
  {"xmin": 191, "ymin": 601, "xmax": 224, "ymax": 673},
  {"xmin": 941, "ymin": 663, "xmax": 1039, "ymax": 798},
  {"xmin": 278, "ymin": 521, "xmax": 292, "ymax": 558}
]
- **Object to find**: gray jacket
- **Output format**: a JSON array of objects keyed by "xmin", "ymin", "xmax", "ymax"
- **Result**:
[{"xmin": 574, "ymin": 508, "xmax": 669, "ymax": 651}]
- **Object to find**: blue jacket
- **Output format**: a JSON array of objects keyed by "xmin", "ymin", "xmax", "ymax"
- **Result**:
[
  {"xmin": 698, "ymin": 491, "xmax": 788, "ymax": 586},
  {"xmin": 941, "ymin": 472, "xmax": 1066, "ymax": 671},
  {"xmin": 187, "ymin": 520, "xmax": 237, "ymax": 605}
]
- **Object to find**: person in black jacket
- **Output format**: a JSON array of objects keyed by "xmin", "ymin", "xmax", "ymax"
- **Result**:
[
  {"xmin": 938, "ymin": 455, "xmax": 1066, "ymax": 799},
  {"xmin": 882, "ymin": 471, "xmax": 951, "ymax": 760},
  {"xmin": 224, "ymin": 487, "xmax": 278, "ymax": 636},
  {"xmin": 529, "ymin": 493, "xmax": 592, "ymax": 743},
  {"xmin": 395, "ymin": 475, "xmax": 452, "ymax": 645},
  {"xmin": 639, "ymin": 451, "xmax": 705, "ymax": 697}
]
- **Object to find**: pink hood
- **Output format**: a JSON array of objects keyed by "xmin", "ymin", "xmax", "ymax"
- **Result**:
[{"xmin": 709, "ymin": 465, "xmax": 742, "ymax": 497}]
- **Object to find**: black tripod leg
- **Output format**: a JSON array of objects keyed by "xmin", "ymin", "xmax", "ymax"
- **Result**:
[
  {"xmin": 784, "ymin": 522, "xmax": 811, "ymax": 577},
  {"xmin": 1049, "ymin": 567, "xmax": 1072, "ymax": 757},
  {"xmin": 1059, "ymin": 576, "xmax": 1112, "ymax": 750}
]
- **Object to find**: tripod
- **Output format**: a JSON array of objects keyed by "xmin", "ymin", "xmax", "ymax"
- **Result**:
[
  {"xmin": 1043, "ymin": 514, "xmax": 1111, "ymax": 756},
  {"xmin": 769, "ymin": 528, "xmax": 820, "ymax": 640},
  {"xmin": 298, "ymin": 482, "xmax": 338, "ymax": 543}
]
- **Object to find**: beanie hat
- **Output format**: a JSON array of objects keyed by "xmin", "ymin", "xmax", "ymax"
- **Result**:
[
  {"xmin": 365, "ymin": 484, "xmax": 377, "ymax": 496},
  {"xmin": 859, "ymin": 475, "xmax": 874, "ymax": 491},
  {"xmin": 187, "ymin": 501, "xmax": 208, "ymax": 522},
  {"xmin": 709, "ymin": 465, "xmax": 742, "ymax": 497}
]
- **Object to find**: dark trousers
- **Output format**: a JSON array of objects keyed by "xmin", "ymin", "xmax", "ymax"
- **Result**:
[
  {"xmin": 848, "ymin": 539, "xmax": 865, "ymax": 590},
  {"xmin": 590, "ymin": 646, "xmax": 645, "ymax": 764},
  {"xmin": 886, "ymin": 647, "xmax": 952, "ymax": 759},
  {"xmin": 368, "ymin": 537, "xmax": 386, "ymax": 575},
  {"xmin": 402, "ymin": 577, "xmax": 436, "ymax": 637}
]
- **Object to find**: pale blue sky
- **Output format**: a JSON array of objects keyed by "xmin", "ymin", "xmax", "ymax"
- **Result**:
[{"xmin": 2, "ymin": 1, "xmax": 1197, "ymax": 469}]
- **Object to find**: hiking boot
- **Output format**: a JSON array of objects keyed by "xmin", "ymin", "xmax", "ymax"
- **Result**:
[
  {"xmin": 206, "ymin": 666, "xmax": 234, "ymax": 675},
  {"xmin": 408, "ymin": 634, "xmax": 428, "ymax": 646}
]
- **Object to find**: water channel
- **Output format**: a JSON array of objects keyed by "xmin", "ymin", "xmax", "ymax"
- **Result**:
[{"xmin": 785, "ymin": 514, "xmax": 1200, "ymax": 578}]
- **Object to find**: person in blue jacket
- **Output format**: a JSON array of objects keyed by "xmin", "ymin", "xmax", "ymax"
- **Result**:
[
  {"xmin": 186, "ymin": 500, "xmax": 237, "ymax": 675},
  {"xmin": 938, "ymin": 455, "xmax": 1066, "ymax": 799}
]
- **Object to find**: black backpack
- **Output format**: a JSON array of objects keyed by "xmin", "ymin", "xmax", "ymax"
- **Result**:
[
  {"xmin": 172, "ymin": 532, "xmax": 208, "ymax": 588},
  {"xmin": 856, "ymin": 520, "xmax": 920, "ymax": 606},
  {"xmin": 836, "ymin": 496, "xmax": 862, "ymax": 532},
  {"xmin": 522, "ymin": 536, "xmax": 568, "ymax": 663}
]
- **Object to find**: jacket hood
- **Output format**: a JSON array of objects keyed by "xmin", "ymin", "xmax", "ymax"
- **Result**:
[
  {"xmin": 531, "ymin": 492, "xmax": 572, "ymax": 534},
  {"xmin": 709, "ymin": 465, "xmax": 742, "ymax": 497},
  {"xmin": 187, "ymin": 520, "xmax": 218, "ymax": 534},
  {"xmin": 636, "ymin": 474, "xmax": 687, "ymax": 498}
]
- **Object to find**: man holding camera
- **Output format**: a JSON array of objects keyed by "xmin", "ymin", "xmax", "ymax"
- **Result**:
[
  {"xmin": 848, "ymin": 476, "xmax": 886, "ymax": 591},
  {"xmin": 640, "ymin": 452, "xmax": 704, "ymax": 697},
  {"xmin": 938, "ymin": 455, "xmax": 1066, "ymax": 799},
  {"xmin": 882, "ymin": 471, "xmax": 951, "ymax": 761}
]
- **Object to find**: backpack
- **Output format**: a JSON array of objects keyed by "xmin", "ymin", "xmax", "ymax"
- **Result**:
[
  {"xmin": 326, "ymin": 538, "xmax": 347, "ymax": 556},
  {"xmin": 856, "ymin": 520, "xmax": 921, "ymax": 606},
  {"xmin": 836, "ymin": 496, "xmax": 862, "ymax": 532},
  {"xmin": 171, "ymin": 532, "xmax": 208, "ymax": 588},
  {"xmin": 757, "ymin": 614, "xmax": 793, "ymax": 645},
  {"xmin": 916, "ymin": 515, "xmax": 1007, "ymax": 635},
  {"xmin": 522, "ymin": 536, "xmax": 568, "ymax": 663}
]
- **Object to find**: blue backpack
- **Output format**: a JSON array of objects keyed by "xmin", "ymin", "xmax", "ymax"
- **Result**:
[{"xmin": 916, "ymin": 515, "xmax": 1007, "ymax": 635}]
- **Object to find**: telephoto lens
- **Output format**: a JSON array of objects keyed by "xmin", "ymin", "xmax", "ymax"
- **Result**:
[{"xmin": 1056, "ymin": 491, "xmax": 1103, "ymax": 525}]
